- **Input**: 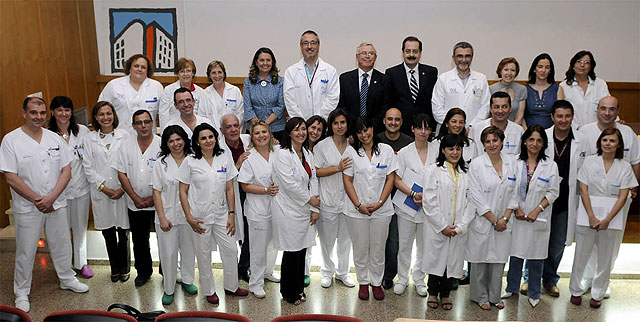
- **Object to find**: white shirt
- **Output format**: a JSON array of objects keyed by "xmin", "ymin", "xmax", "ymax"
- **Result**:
[
  {"xmin": 204, "ymin": 82, "xmax": 243, "ymax": 128},
  {"xmin": 112, "ymin": 134, "xmax": 161, "ymax": 211},
  {"xmin": 98, "ymin": 75, "xmax": 163, "ymax": 134},
  {"xmin": 158, "ymin": 81, "xmax": 211, "ymax": 132},
  {"xmin": 431, "ymin": 68, "xmax": 490, "ymax": 127},
  {"xmin": 283, "ymin": 58, "xmax": 340, "ymax": 120},
  {"xmin": 0, "ymin": 128, "xmax": 71, "ymax": 213},
  {"xmin": 560, "ymin": 77, "xmax": 610, "ymax": 129},
  {"xmin": 238, "ymin": 147, "xmax": 277, "ymax": 222},
  {"xmin": 357, "ymin": 68, "xmax": 372, "ymax": 93},
  {"xmin": 61, "ymin": 124, "xmax": 91, "ymax": 199},
  {"xmin": 578, "ymin": 155, "xmax": 638, "ymax": 198},
  {"xmin": 469, "ymin": 119, "xmax": 524, "ymax": 157},
  {"xmin": 152, "ymin": 154, "xmax": 187, "ymax": 225},
  {"xmin": 394, "ymin": 141, "xmax": 439, "ymax": 223},
  {"xmin": 342, "ymin": 143, "xmax": 398, "ymax": 219},
  {"xmin": 404, "ymin": 63, "xmax": 420, "ymax": 87},
  {"xmin": 177, "ymin": 153, "xmax": 237, "ymax": 224},
  {"xmin": 579, "ymin": 122, "xmax": 640, "ymax": 165},
  {"xmin": 314, "ymin": 137, "xmax": 349, "ymax": 214},
  {"xmin": 165, "ymin": 114, "xmax": 214, "ymax": 139}
]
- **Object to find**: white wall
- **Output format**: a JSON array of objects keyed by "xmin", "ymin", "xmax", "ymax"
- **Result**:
[{"xmin": 95, "ymin": 0, "xmax": 640, "ymax": 81}]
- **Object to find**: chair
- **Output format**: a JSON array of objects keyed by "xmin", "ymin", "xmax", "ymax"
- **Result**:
[
  {"xmin": 43, "ymin": 310, "xmax": 138, "ymax": 322},
  {"xmin": 154, "ymin": 311, "xmax": 251, "ymax": 322},
  {"xmin": 0, "ymin": 305, "xmax": 32, "ymax": 322},
  {"xmin": 271, "ymin": 314, "xmax": 363, "ymax": 322}
]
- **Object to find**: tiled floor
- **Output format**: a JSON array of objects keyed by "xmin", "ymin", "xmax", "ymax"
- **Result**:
[{"xmin": 2, "ymin": 253, "xmax": 640, "ymax": 322}]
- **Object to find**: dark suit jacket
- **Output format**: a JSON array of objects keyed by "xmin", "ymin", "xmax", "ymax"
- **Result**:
[
  {"xmin": 385, "ymin": 63, "xmax": 438, "ymax": 134},
  {"xmin": 337, "ymin": 68, "xmax": 392, "ymax": 132}
]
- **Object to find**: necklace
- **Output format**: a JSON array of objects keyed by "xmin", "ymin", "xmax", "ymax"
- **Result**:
[
  {"xmin": 554, "ymin": 136, "xmax": 570, "ymax": 158},
  {"xmin": 61, "ymin": 132, "xmax": 69, "ymax": 140}
]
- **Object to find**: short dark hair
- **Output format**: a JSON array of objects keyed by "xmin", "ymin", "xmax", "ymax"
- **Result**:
[
  {"xmin": 48, "ymin": 96, "xmax": 79, "ymax": 136},
  {"xmin": 480, "ymin": 126, "xmax": 505, "ymax": 145},
  {"xmin": 23, "ymin": 96, "xmax": 45, "ymax": 111},
  {"xmin": 280, "ymin": 117, "xmax": 308, "ymax": 152},
  {"xmin": 91, "ymin": 101, "xmax": 119, "ymax": 131},
  {"xmin": 173, "ymin": 87, "xmax": 193, "ymax": 104},
  {"xmin": 435, "ymin": 134, "xmax": 467, "ymax": 172},
  {"xmin": 496, "ymin": 57, "xmax": 520, "ymax": 79},
  {"xmin": 453, "ymin": 41, "xmax": 473, "ymax": 56},
  {"xmin": 159, "ymin": 125, "xmax": 191, "ymax": 166},
  {"xmin": 565, "ymin": 50, "xmax": 597, "ymax": 85},
  {"xmin": 402, "ymin": 36, "xmax": 422, "ymax": 52},
  {"xmin": 132, "ymin": 109, "xmax": 152, "ymax": 124},
  {"xmin": 326, "ymin": 108, "xmax": 350, "ymax": 137},
  {"xmin": 490, "ymin": 91, "xmax": 511, "ymax": 107},
  {"xmin": 192, "ymin": 123, "xmax": 224, "ymax": 158},
  {"xmin": 528, "ymin": 53, "xmax": 555, "ymax": 84},
  {"xmin": 124, "ymin": 54, "xmax": 153, "ymax": 78},
  {"xmin": 300, "ymin": 30, "xmax": 319, "ymax": 44},
  {"xmin": 596, "ymin": 128, "xmax": 624, "ymax": 159},
  {"xmin": 519, "ymin": 124, "xmax": 548, "ymax": 162},
  {"xmin": 551, "ymin": 99, "xmax": 574, "ymax": 115}
]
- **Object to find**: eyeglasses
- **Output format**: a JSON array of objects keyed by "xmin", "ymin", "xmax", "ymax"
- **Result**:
[
  {"xmin": 176, "ymin": 98, "xmax": 194, "ymax": 106},
  {"xmin": 178, "ymin": 69, "xmax": 193, "ymax": 75},
  {"xmin": 576, "ymin": 60, "xmax": 591, "ymax": 66},
  {"xmin": 358, "ymin": 51, "xmax": 377, "ymax": 57},
  {"xmin": 300, "ymin": 41, "xmax": 319, "ymax": 47},
  {"xmin": 133, "ymin": 119, "xmax": 153, "ymax": 126}
]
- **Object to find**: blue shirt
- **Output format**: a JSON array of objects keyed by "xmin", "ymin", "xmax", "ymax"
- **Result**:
[
  {"xmin": 304, "ymin": 60, "xmax": 318, "ymax": 105},
  {"xmin": 243, "ymin": 75, "xmax": 286, "ymax": 132},
  {"xmin": 525, "ymin": 83, "xmax": 558, "ymax": 129}
]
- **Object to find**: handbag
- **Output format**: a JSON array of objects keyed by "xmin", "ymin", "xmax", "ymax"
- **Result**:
[{"xmin": 107, "ymin": 304, "xmax": 165, "ymax": 322}]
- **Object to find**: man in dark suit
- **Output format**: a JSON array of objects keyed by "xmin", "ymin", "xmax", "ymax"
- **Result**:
[
  {"xmin": 337, "ymin": 42, "xmax": 391, "ymax": 132},
  {"xmin": 385, "ymin": 36, "xmax": 438, "ymax": 135}
]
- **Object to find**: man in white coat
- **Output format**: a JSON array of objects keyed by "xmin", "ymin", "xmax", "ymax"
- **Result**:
[
  {"xmin": 165, "ymin": 88, "xmax": 215, "ymax": 138},
  {"xmin": 284, "ymin": 30, "xmax": 340, "ymax": 120},
  {"xmin": 0, "ymin": 96, "xmax": 89, "ymax": 313},
  {"xmin": 431, "ymin": 41, "xmax": 490, "ymax": 130},
  {"xmin": 469, "ymin": 91, "xmax": 524, "ymax": 157}
]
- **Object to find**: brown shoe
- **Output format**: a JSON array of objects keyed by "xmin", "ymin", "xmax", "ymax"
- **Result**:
[
  {"xmin": 519, "ymin": 283, "xmax": 528, "ymax": 295},
  {"xmin": 544, "ymin": 284, "xmax": 560, "ymax": 297}
]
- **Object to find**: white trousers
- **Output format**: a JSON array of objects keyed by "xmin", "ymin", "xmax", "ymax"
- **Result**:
[
  {"xmin": 316, "ymin": 211, "xmax": 352, "ymax": 278},
  {"xmin": 14, "ymin": 208, "xmax": 76, "ymax": 297},
  {"xmin": 469, "ymin": 262, "xmax": 505, "ymax": 304},
  {"xmin": 155, "ymin": 223, "xmax": 195, "ymax": 294},
  {"xmin": 305, "ymin": 245, "xmax": 312, "ymax": 276},
  {"xmin": 191, "ymin": 221, "xmax": 239, "ymax": 296},
  {"xmin": 569, "ymin": 226, "xmax": 618, "ymax": 301},
  {"xmin": 345, "ymin": 216, "xmax": 391, "ymax": 286},
  {"xmin": 396, "ymin": 216, "xmax": 426, "ymax": 287},
  {"xmin": 66, "ymin": 193, "xmax": 90, "ymax": 269},
  {"xmin": 248, "ymin": 219, "xmax": 278, "ymax": 292}
]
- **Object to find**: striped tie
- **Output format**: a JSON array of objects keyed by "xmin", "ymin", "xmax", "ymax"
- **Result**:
[
  {"xmin": 410, "ymin": 69, "xmax": 419, "ymax": 103},
  {"xmin": 360, "ymin": 73, "xmax": 369, "ymax": 116}
]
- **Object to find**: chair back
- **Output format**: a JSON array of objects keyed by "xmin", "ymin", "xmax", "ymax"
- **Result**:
[
  {"xmin": 0, "ymin": 305, "xmax": 32, "ymax": 322},
  {"xmin": 43, "ymin": 310, "xmax": 138, "ymax": 322},
  {"xmin": 154, "ymin": 311, "xmax": 251, "ymax": 322}
]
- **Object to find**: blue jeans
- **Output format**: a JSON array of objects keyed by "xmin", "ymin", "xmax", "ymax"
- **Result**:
[
  {"xmin": 543, "ymin": 210, "xmax": 568, "ymax": 286},
  {"xmin": 506, "ymin": 256, "xmax": 543, "ymax": 299}
]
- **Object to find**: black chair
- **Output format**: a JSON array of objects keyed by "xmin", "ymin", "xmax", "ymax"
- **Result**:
[{"xmin": 43, "ymin": 310, "xmax": 137, "ymax": 322}]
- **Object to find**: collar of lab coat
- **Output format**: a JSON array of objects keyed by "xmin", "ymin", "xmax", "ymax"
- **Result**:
[
  {"xmin": 447, "ymin": 67, "xmax": 479, "ymax": 81},
  {"xmin": 89, "ymin": 128, "xmax": 127, "ymax": 142},
  {"xmin": 125, "ymin": 75, "xmax": 153, "ymax": 89},
  {"xmin": 545, "ymin": 125, "xmax": 582, "ymax": 159},
  {"xmin": 295, "ymin": 58, "xmax": 327, "ymax": 72}
]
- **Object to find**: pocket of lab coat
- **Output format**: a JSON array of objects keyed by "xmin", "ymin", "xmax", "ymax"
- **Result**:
[
  {"xmin": 533, "ymin": 218, "xmax": 549, "ymax": 231},
  {"xmin": 471, "ymin": 216, "xmax": 492, "ymax": 235}
]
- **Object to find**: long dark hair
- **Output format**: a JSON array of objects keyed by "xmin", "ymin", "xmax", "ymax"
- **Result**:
[
  {"xmin": 351, "ymin": 117, "xmax": 380, "ymax": 157},
  {"xmin": 159, "ymin": 125, "xmax": 191, "ymax": 166},
  {"xmin": 596, "ymin": 128, "xmax": 624, "ymax": 159},
  {"xmin": 519, "ymin": 124, "xmax": 548, "ymax": 162},
  {"xmin": 435, "ymin": 133, "xmax": 467, "ymax": 172},
  {"xmin": 191, "ymin": 123, "xmax": 224, "ymax": 159},
  {"xmin": 436, "ymin": 108, "xmax": 470, "ymax": 146},
  {"xmin": 528, "ymin": 53, "xmax": 556, "ymax": 84},
  {"xmin": 565, "ymin": 50, "xmax": 597, "ymax": 85},
  {"xmin": 248, "ymin": 47, "xmax": 279, "ymax": 84},
  {"xmin": 326, "ymin": 108, "xmax": 350, "ymax": 137},
  {"xmin": 48, "ymin": 96, "xmax": 79, "ymax": 136},
  {"xmin": 280, "ymin": 117, "xmax": 308, "ymax": 152},
  {"xmin": 91, "ymin": 101, "xmax": 119, "ymax": 132},
  {"xmin": 412, "ymin": 113, "xmax": 434, "ymax": 142}
]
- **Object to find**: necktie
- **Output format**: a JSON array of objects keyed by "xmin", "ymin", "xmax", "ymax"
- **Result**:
[
  {"xmin": 410, "ymin": 69, "xmax": 419, "ymax": 103},
  {"xmin": 360, "ymin": 73, "xmax": 369, "ymax": 116}
]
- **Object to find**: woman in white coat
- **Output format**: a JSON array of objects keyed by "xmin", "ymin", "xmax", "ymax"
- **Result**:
[
  {"xmin": 178, "ymin": 123, "xmax": 248, "ymax": 305},
  {"xmin": 504, "ymin": 125, "xmax": 559, "ymax": 307},
  {"xmin": 152, "ymin": 125, "xmax": 197, "ymax": 305},
  {"xmin": 435, "ymin": 108, "xmax": 475, "ymax": 163},
  {"xmin": 466, "ymin": 126, "xmax": 518, "ymax": 310},
  {"xmin": 569, "ymin": 128, "xmax": 637, "ymax": 308},
  {"xmin": 422, "ymin": 134, "xmax": 474, "ymax": 311},
  {"xmin": 314, "ymin": 109, "xmax": 355, "ymax": 289},
  {"xmin": 48, "ymin": 96, "xmax": 93, "ymax": 278},
  {"xmin": 205, "ymin": 60, "xmax": 243, "ymax": 131},
  {"xmin": 343, "ymin": 117, "xmax": 397, "ymax": 301},
  {"xmin": 393, "ymin": 114, "xmax": 438, "ymax": 296},
  {"xmin": 98, "ymin": 54, "xmax": 163, "ymax": 134},
  {"xmin": 238, "ymin": 121, "xmax": 281, "ymax": 298},
  {"xmin": 271, "ymin": 117, "xmax": 320, "ymax": 305},
  {"xmin": 82, "ymin": 101, "xmax": 130, "ymax": 282}
]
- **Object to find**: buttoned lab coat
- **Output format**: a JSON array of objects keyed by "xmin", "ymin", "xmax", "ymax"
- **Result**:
[
  {"xmin": 283, "ymin": 58, "xmax": 339, "ymax": 120},
  {"xmin": 431, "ymin": 68, "xmax": 490, "ymax": 127},
  {"xmin": 159, "ymin": 81, "xmax": 214, "ymax": 132}
]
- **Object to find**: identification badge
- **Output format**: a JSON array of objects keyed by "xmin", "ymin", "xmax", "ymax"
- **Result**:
[{"xmin": 47, "ymin": 147, "xmax": 60, "ymax": 158}]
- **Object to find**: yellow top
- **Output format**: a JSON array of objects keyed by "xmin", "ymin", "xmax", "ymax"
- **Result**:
[{"xmin": 446, "ymin": 161, "xmax": 459, "ymax": 222}]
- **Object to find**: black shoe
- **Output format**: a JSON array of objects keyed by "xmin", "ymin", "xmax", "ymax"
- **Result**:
[
  {"xmin": 238, "ymin": 270, "xmax": 250, "ymax": 283},
  {"xmin": 111, "ymin": 274, "xmax": 120, "ymax": 283},
  {"xmin": 459, "ymin": 275, "xmax": 470, "ymax": 285},
  {"xmin": 451, "ymin": 279, "xmax": 459, "ymax": 290},
  {"xmin": 382, "ymin": 279, "xmax": 394, "ymax": 290},
  {"xmin": 120, "ymin": 273, "xmax": 130, "ymax": 282},
  {"xmin": 134, "ymin": 275, "xmax": 150, "ymax": 287}
]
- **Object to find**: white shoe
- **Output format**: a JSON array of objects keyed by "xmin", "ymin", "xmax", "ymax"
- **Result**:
[
  {"xmin": 416, "ymin": 285, "xmax": 428, "ymax": 297},
  {"xmin": 393, "ymin": 283, "xmax": 406, "ymax": 295},
  {"xmin": 321, "ymin": 276, "xmax": 333, "ymax": 288},
  {"xmin": 265, "ymin": 272, "xmax": 281, "ymax": 283},
  {"xmin": 528, "ymin": 297, "xmax": 540, "ymax": 307},
  {"xmin": 336, "ymin": 275, "xmax": 356, "ymax": 288},
  {"xmin": 60, "ymin": 279, "xmax": 89, "ymax": 293},
  {"xmin": 604, "ymin": 286, "xmax": 611, "ymax": 299},
  {"xmin": 501, "ymin": 291, "xmax": 513, "ymax": 299},
  {"xmin": 15, "ymin": 296, "xmax": 30, "ymax": 313},
  {"xmin": 252, "ymin": 288, "xmax": 266, "ymax": 298}
]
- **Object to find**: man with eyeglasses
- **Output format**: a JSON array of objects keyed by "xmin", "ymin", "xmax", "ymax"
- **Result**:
[
  {"xmin": 385, "ymin": 36, "xmax": 438, "ymax": 135},
  {"xmin": 114, "ymin": 109, "xmax": 161, "ymax": 287},
  {"xmin": 432, "ymin": 41, "xmax": 490, "ymax": 131},
  {"xmin": 337, "ymin": 42, "xmax": 392, "ymax": 133},
  {"xmin": 284, "ymin": 30, "xmax": 339, "ymax": 120},
  {"xmin": 166, "ymin": 87, "xmax": 216, "ymax": 138}
]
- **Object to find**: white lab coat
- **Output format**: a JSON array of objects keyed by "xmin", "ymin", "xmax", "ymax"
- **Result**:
[
  {"xmin": 271, "ymin": 147, "xmax": 318, "ymax": 252},
  {"xmin": 283, "ymin": 58, "xmax": 339, "ymax": 120},
  {"xmin": 431, "ymin": 68, "xmax": 490, "ymax": 127},
  {"xmin": 98, "ymin": 75, "xmax": 163, "ymax": 134},
  {"xmin": 545, "ymin": 126, "xmax": 587, "ymax": 245},
  {"xmin": 152, "ymin": 154, "xmax": 187, "ymax": 225},
  {"xmin": 511, "ymin": 158, "xmax": 560, "ymax": 259},
  {"xmin": 61, "ymin": 124, "xmax": 90, "ymax": 199},
  {"xmin": 394, "ymin": 141, "xmax": 439, "ymax": 223},
  {"xmin": 314, "ymin": 137, "xmax": 349, "ymax": 215},
  {"xmin": 469, "ymin": 119, "xmax": 524, "ymax": 158},
  {"xmin": 466, "ymin": 153, "xmax": 519, "ymax": 263},
  {"xmin": 560, "ymin": 78, "xmax": 610, "ymax": 129},
  {"xmin": 159, "ymin": 81, "xmax": 211, "ymax": 132},
  {"xmin": 82, "ymin": 129, "xmax": 129, "ymax": 229},
  {"xmin": 112, "ymin": 134, "xmax": 161, "ymax": 211},
  {"xmin": 219, "ymin": 134, "xmax": 251, "ymax": 241},
  {"xmin": 579, "ymin": 122, "xmax": 640, "ymax": 165},
  {"xmin": 421, "ymin": 163, "xmax": 474, "ymax": 278},
  {"xmin": 165, "ymin": 114, "xmax": 213, "ymax": 140},
  {"xmin": 204, "ymin": 82, "xmax": 243, "ymax": 128},
  {"xmin": 238, "ymin": 147, "xmax": 278, "ymax": 222}
]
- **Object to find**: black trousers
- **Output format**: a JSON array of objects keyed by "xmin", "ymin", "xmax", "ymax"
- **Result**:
[
  {"xmin": 280, "ymin": 248, "xmax": 307, "ymax": 302},
  {"xmin": 238, "ymin": 190, "xmax": 250, "ymax": 274},
  {"xmin": 102, "ymin": 226, "xmax": 130, "ymax": 275},
  {"xmin": 427, "ymin": 270, "xmax": 455, "ymax": 298},
  {"xmin": 383, "ymin": 214, "xmax": 399, "ymax": 281},
  {"xmin": 127, "ymin": 209, "xmax": 154, "ymax": 277}
]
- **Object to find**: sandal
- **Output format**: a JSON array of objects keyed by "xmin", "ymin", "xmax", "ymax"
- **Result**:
[
  {"xmin": 492, "ymin": 301, "xmax": 505, "ymax": 309},
  {"xmin": 477, "ymin": 302, "xmax": 491, "ymax": 310},
  {"xmin": 441, "ymin": 297, "xmax": 453, "ymax": 311},
  {"xmin": 427, "ymin": 295, "xmax": 439, "ymax": 309}
]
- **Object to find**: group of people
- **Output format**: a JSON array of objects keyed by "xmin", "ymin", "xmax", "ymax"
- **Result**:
[{"xmin": 1, "ymin": 30, "xmax": 638, "ymax": 315}]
